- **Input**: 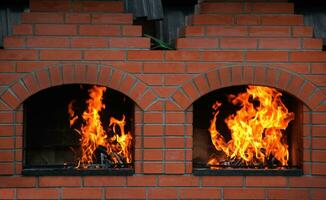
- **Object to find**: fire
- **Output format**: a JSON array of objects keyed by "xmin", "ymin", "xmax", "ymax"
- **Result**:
[
  {"xmin": 68, "ymin": 86, "xmax": 132, "ymax": 167},
  {"xmin": 208, "ymin": 85, "xmax": 294, "ymax": 168}
]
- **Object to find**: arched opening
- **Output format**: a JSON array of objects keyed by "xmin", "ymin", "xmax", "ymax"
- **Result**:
[
  {"xmin": 23, "ymin": 84, "xmax": 135, "ymax": 175},
  {"xmin": 193, "ymin": 85, "xmax": 303, "ymax": 176}
]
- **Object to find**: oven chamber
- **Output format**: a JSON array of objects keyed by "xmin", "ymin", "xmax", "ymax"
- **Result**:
[
  {"xmin": 192, "ymin": 85, "xmax": 303, "ymax": 176},
  {"xmin": 22, "ymin": 84, "xmax": 135, "ymax": 176}
]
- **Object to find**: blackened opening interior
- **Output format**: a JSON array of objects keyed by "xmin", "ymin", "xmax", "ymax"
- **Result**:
[
  {"xmin": 193, "ymin": 85, "xmax": 302, "ymax": 171},
  {"xmin": 23, "ymin": 84, "xmax": 134, "ymax": 170}
]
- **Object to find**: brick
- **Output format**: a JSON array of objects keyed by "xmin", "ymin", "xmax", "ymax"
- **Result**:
[
  {"xmin": 153, "ymin": 87, "xmax": 176, "ymax": 98},
  {"xmin": 106, "ymin": 187, "xmax": 146, "ymax": 199},
  {"xmin": 144, "ymin": 62, "xmax": 185, "ymax": 73},
  {"xmin": 109, "ymin": 37, "xmax": 150, "ymax": 49},
  {"xmin": 0, "ymin": 74, "xmax": 21, "ymax": 85},
  {"xmin": 289, "ymin": 176, "xmax": 326, "ymax": 187},
  {"xmin": 0, "ymin": 50, "xmax": 37, "ymax": 60},
  {"xmin": 247, "ymin": 51, "xmax": 288, "ymax": 62},
  {"xmin": 92, "ymin": 13, "xmax": 132, "ymax": 24},
  {"xmin": 13, "ymin": 24, "xmax": 33, "ymax": 35},
  {"xmin": 246, "ymin": 176, "xmax": 287, "ymax": 187},
  {"xmin": 303, "ymin": 38, "xmax": 323, "ymax": 49},
  {"xmin": 165, "ymin": 125, "xmax": 185, "ymax": 136},
  {"xmin": 3, "ymin": 36, "xmax": 25, "ymax": 48},
  {"xmin": 39, "ymin": 176, "xmax": 81, "ymax": 187},
  {"xmin": 0, "ymin": 163, "xmax": 14, "ymax": 175},
  {"xmin": 30, "ymin": 0, "xmax": 70, "ymax": 12},
  {"xmin": 70, "ymin": 37, "xmax": 107, "ymax": 48},
  {"xmin": 177, "ymin": 38, "xmax": 218, "ymax": 49},
  {"xmin": 137, "ymin": 74, "xmax": 163, "ymax": 85},
  {"xmin": 21, "ymin": 12, "xmax": 64, "ymax": 23},
  {"xmin": 261, "ymin": 15, "xmax": 303, "ymax": 25},
  {"xmin": 312, "ymin": 113, "xmax": 326, "ymax": 124},
  {"xmin": 252, "ymin": 3, "xmax": 294, "ymax": 14},
  {"xmin": 0, "ymin": 62, "xmax": 15, "ymax": 72},
  {"xmin": 0, "ymin": 125, "xmax": 14, "ymax": 137},
  {"xmin": 166, "ymin": 137, "xmax": 184, "ymax": 148},
  {"xmin": 127, "ymin": 175, "xmax": 157, "ymax": 186},
  {"xmin": 16, "ymin": 61, "xmax": 56, "ymax": 72},
  {"xmin": 249, "ymin": 26, "xmax": 290, "ymax": 37},
  {"xmin": 84, "ymin": 176, "xmax": 125, "ymax": 187},
  {"xmin": 165, "ymin": 162, "xmax": 185, "ymax": 174},
  {"xmin": 312, "ymin": 189, "xmax": 326, "ymax": 200},
  {"xmin": 79, "ymin": 25, "xmax": 121, "ymax": 36},
  {"xmin": 311, "ymin": 64, "xmax": 326, "ymax": 74},
  {"xmin": 17, "ymin": 188, "xmax": 59, "ymax": 199},
  {"xmin": 144, "ymin": 137, "xmax": 163, "ymax": 148},
  {"xmin": 144, "ymin": 149, "xmax": 163, "ymax": 160},
  {"xmin": 202, "ymin": 176, "xmax": 243, "ymax": 186},
  {"xmin": 194, "ymin": 74, "xmax": 210, "ymax": 95},
  {"xmin": 62, "ymin": 188, "xmax": 103, "ymax": 199},
  {"xmin": 1, "ymin": 90, "xmax": 20, "ymax": 109},
  {"xmin": 84, "ymin": 50, "xmax": 125, "ymax": 60},
  {"xmin": 49, "ymin": 66, "xmax": 63, "ymax": 86},
  {"xmin": 206, "ymin": 26, "xmax": 247, "ymax": 36},
  {"xmin": 293, "ymin": 26, "xmax": 313, "ymax": 37},
  {"xmin": 292, "ymin": 52, "xmax": 326, "ymax": 62},
  {"xmin": 192, "ymin": 14, "xmax": 234, "ymax": 25},
  {"xmin": 164, "ymin": 74, "xmax": 193, "ymax": 86},
  {"xmin": 128, "ymin": 50, "xmax": 163, "ymax": 61},
  {"xmin": 40, "ymin": 50, "xmax": 81, "ymax": 60},
  {"xmin": 202, "ymin": 51, "xmax": 243, "ymax": 61},
  {"xmin": 259, "ymin": 38, "xmax": 300, "ymax": 49},
  {"xmin": 27, "ymin": 36, "xmax": 69, "ymax": 48},
  {"xmin": 0, "ymin": 112, "xmax": 14, "ymax": 124},
  {"xmin": 268, "ymin": 189, "xmax": 309, "ymax": 200},
  {"xmin": 184, "ymin": 26, "xmax": 205, "ymax": 36},
  {"xmin": 236, "ymin": 15, "xmax": 259, "ymax": 25},
  {"xmin": 166, "ymin": 112, "xmax": 185, "ymax": 124},
  {"xmin": 73, "ymin": 1, "xmax": 124, "ymax": 12},
  {"xmin": 224, "ymin": 188, "xmax": 265, "ymax": 199},
  {"xmin": 144, "ymin": 125, "xmax": 164, "ymax": 136},
  {"xmin": 305, "ymin": 75, "xmax": 326, "ymax": 86},
  {"xmin": 144, "ymin": 113, "xmax": 163, "ymax": 124},
  {"xmin": 158, "ymin": 176, "xmax": 199, "ymax": 186},
  {"xmin": 0, "ymin": 176, "xmax": 36, "ymax": 187},
  {"xmin": 143, "ymin": 162, "xmax": 163, "ymax": 174},
  {"xmin": 129, "ymin": 81, "xmax": 147, "ymax": 100},
  {"xmin": 312, "ymin": 126, "xmax": 326, "ymax": 137},
  {"xmin": 220, "ymin": 38, "xmax": 257, "ymax": 49},
  {"xmin": 165, "ymin": 51, "xmax": 201, "ymax": 61},
  {"xmin": 119, "ymin": 74, "xmax": 136, "ymax": 94},
  {"xmin": 148, "ymin": 188, "xmax": 178, "ymax": 199},
  {"xmin": 179, "ymin": 188, "xmax": 220, "ymax": 200},
  {"xmin": 35, "ymin": 24, "xmax": 77, "ymax": 35},
  {"xmin": 0, "ymin": 151, "xmax": 14, "ymax": 162},
  {"xmin": 65, "ymin": 13, "xmax": 90, "ymax": 23},
  {"xmin": 0, "ymin": 189, "xmax": 14, "ymax": 199},
  {"xmin": 312, "ymin": 163, "xmax": 326, "ymax": 175},
  {"xmin": 122, "ymin": 25, "xmax": 142, "ymax": 36},
  {"xmin": 172, "ymin": 90, "xmax": 191, "ymax": 109},
  {"xmin": 166, "ymin": 149, "xmax": 185, "ymax": 160},
  {"xmin": 312, "ymin": 150, "xmax": 326, "ymax": 162},
  {"xmin": 182, "ymin": 81, "xmax": 200, "ymax": 101}
]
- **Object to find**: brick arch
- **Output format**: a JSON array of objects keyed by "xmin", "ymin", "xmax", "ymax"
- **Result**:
[
  {"xmin": 172, "ymin": 64, "xmax": 326, "ymax": 111},
  {"xmin": 0, "ymin": 63, "xmax": 158, "ymax": 111}
]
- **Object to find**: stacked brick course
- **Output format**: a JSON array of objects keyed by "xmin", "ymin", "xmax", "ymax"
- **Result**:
[{"xmin": 0, "ymin": 0, "xmax": 325, "ymax": 199}]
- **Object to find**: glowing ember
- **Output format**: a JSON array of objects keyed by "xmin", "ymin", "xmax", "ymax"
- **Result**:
[
  {"xmin": 208, "ymin": 85, "xmax": 294, "ymax": 168},
  {"xmin": 68, "ymin": 86, "xmax": 132, "ymax": 167}
]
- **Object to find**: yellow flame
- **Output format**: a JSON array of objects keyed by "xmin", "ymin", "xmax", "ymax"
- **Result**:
[
  {"xmin": 68, "ymin": 86, "xmax": 132, "ymax": 166},
  {"xmin": 209, "ymin": 86, "xmax": 294, "ymax": 167}
]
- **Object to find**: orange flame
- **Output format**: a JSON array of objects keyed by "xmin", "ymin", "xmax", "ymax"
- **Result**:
[
  {"xmin": 68, "ymin": 86, "xmax": 132, "ymax": 167},
  {"xmin": 209, "ymin": 85, "xmax": 294, "ymax": 167}
]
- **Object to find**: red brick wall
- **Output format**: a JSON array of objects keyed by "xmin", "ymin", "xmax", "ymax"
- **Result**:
[{"xmin": 0, "ymin": 0, "xmax": 325, "ymax": 199}]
